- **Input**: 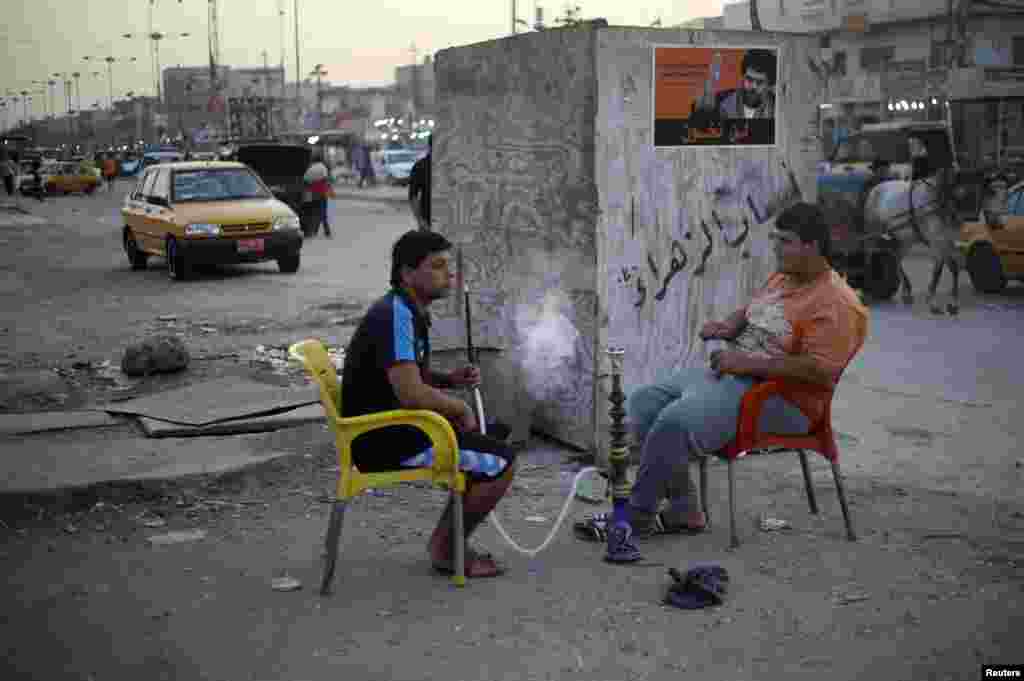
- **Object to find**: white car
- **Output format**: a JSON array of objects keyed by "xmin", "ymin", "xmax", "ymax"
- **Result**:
[{"xmin": 381, "ymin": 149, "xmax": 419, "ymax": 186}]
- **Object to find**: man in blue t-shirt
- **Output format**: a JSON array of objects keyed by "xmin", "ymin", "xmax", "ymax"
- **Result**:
[{"xmin": 341, "ymin": 229, "xmax": 515, "ymax": 578}]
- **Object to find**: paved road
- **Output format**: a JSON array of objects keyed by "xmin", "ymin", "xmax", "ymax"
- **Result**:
[{"xmin": 0, "ymin": 189, "xmax": 417, "ymax": 366}]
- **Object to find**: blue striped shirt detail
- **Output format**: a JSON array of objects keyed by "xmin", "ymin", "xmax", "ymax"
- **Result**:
[
  {"xmin": 400, "ymin": 447, "xmax": 508, "ymax": 477},
  {"xmin": 391, "ymin": 295, "xmax": 416, "ymax": 362}
]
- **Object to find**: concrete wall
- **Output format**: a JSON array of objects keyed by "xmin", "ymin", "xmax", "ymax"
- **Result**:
[
  {"xmin": 433, "ymin": 24, "xmax": 823, "ymax": 460},
  {"xmin": 433, "ymin": 24, "xmax": 602, "ymax": 451},
  {"xmin": 594, "ymin": 28, "xmax": 822, "ymax": 463}
]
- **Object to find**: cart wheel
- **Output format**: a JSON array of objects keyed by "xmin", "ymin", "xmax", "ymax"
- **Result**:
[
  {"xmin": 865, "ymin": 250, "xmax": 901, "ymax": 301},
  {"xmin": 967, "ymin": 242, "xmax": 1007, "ymax": 294}
]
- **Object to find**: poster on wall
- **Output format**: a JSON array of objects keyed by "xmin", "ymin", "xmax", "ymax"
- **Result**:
[{"xmin": 652, "ymin": 46, "xmax": 778, "ymax": 148}]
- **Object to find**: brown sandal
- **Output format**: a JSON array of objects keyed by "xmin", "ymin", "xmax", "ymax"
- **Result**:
[{"xmin": 432, "ymin": 549, "xmax": 506, "ymax": 578}]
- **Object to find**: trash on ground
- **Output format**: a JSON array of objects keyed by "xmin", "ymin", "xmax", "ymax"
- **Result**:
[
  {"xmin": 141, "ymin": 518, "xmax": 167, "ymax": 528},
  {"xmin": 525, "ymin": 515, "xmax": 548, "ymax": 524},
  {"xmin": 835, "ymin": 592, "xmax": 871, "ymax": 605},
  {"xmin": 147, "ymin": 529, "xmax": 207, "ymax": 546},
  {"xmin": 758, "ymin": 515, "xmax": 791, "ymax": 532},
  {"xmin": 271, "ymin": 576, "xmax": 303, "ymax": 592}
]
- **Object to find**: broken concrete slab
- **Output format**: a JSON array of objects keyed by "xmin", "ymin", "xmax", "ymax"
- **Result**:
[
  {"xmin": 138, "ymin": 403, "xmax": 325, "ymax": 438},
  {"xmin": 101, "ymin": 377, "xmax": 318, "ymax": 426},
  {"xmin": 0, "ymin": 429, "xmax": 299, "ymax": 495},
  {"xmin": 0, "ymin": 410, "xmax": 122, "ymax": 435}
]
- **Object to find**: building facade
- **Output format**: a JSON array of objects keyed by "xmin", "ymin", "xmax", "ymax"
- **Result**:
[{"xmin": 722, "ymin": 0, "xmax": 1024, "ymax": 167}]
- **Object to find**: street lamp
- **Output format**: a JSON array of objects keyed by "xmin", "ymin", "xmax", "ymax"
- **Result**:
[
  {"xmin": 83, "ymin": 55, "xmax": 138, "ymax": 110},
  {"xmin": 124, "ymin": 30, "xmax": 191, "ymax": 105},
  {"xmin": 31, "ymin": 81, "xmax": 50, "ymax": 118}
]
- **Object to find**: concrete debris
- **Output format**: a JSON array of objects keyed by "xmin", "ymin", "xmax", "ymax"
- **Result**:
[
  {"xmin": 252, "ymin": 343, "xmax": 345, "ymax": 375},
  {"xmin": 147, "ymin": 529, "xmax": 207, "ymax": 546},
  {"xmin": 122, "ymin": 335, "xmax": 190, "ymax": 377},
  {"xmin": 758, "ymin": 515, "xmax": 792, "ymax": 532},
  {"xmin": 271, "ymin": 576, "xmax": 303, "ymax": 592}
]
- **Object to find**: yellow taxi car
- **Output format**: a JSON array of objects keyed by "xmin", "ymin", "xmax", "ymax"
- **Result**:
[
  {"xmin": 46, "ymin": 161, "xmax": 100, "ymax": 194},
  {"xmin": 958, "ymin": 180, "xmax": 1024, "ymax": 293},
  {"xmin": 120, "ymin": 161, "xmax": 303, "ymax": 280}
]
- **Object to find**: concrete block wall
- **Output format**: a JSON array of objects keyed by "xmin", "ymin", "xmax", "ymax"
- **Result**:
[{"xmin": 433, "ymin": 24, "xmax": 822, "ymax": 463}]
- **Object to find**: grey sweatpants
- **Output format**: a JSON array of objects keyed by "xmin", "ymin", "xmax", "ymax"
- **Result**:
[{"xmin": 627, "ymin": 367, "xmax": 811, "ymax": 515}]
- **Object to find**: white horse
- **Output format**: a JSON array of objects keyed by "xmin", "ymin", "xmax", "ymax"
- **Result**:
[{"xmin": 863, "ymin": 167, "xmax": 964, "ymax": 315}]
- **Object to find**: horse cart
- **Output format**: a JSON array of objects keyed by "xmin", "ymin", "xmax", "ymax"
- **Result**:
[{"xmin": 819, "ymin": 121, "xmax": 961, "ymax": 302}]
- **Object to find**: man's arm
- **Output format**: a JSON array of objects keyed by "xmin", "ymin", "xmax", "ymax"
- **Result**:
[
  {"xmin": 387, "ymin": 363, "xmax": 469, "ymax": 423},
  {"xmin": 729, "ymin": 352, "xmax": 832, "ymax": 388}
]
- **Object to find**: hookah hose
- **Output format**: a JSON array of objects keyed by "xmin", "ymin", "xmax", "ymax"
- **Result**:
[{"xmin": 459, "ymin": 258, "xmax": 596, "ymax": 559}]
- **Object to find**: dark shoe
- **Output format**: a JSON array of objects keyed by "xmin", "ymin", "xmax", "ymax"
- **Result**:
[
  {"xmin": 665, "ymin": 564, "xmax": 729, "ymax": 609},
  {"xmin": 604, "ymin": 521, "xmax": 643, "ymax": 563}
]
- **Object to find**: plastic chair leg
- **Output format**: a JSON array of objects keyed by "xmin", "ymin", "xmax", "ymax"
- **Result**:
[
  {"xmin": 831, "ymin": 461, "xmax": 857, "ymax": 541},
  {"xmin": 319, "ymin": 500, "xmax": 348, "ymax": 596},
  {"xmin": 698, "ymin": 457, "xmax": 710, "ymax": 526},
  {"xmin": 798, "ymin": 450, "xmax": 819, "ymax": 515},
  {"xmin": 728, "ymin": 458, "xmax": 739, "ymax": 549},
  {"xmin": 452, "ymin": 490, "xmax": 466, "ymax": 587}
]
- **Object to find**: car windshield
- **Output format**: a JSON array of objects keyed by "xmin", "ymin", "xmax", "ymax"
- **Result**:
[
  {"xmin": 172, "ymin": 168, "xmax": 270, "ymax": 202},
  {"xmin": 386, "ymin": 152, "xmax": 418, "ymax": 164},
  {"xmin": 833, "ymin": 131, "xmax": 911, "ymax": 164}
]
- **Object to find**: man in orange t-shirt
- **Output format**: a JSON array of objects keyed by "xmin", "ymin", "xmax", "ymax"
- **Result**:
[{"xmin": 575, "ymin": 202, "xmax": 868, "ymax": 558}]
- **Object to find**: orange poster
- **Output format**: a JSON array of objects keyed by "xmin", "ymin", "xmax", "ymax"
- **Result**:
[{"xmin": 653, "ymin": 46, "xmax": 778, "ymax": 148}]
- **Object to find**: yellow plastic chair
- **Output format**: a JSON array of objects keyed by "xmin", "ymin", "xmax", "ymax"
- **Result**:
[{"xmin": 288, "ymin": 339, "xmax": 468, "ymax": 593}]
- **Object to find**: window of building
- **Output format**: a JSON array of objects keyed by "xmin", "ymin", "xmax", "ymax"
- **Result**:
[{"xmin": 861, "ymin": 46, "xmax": 895, "ymax": 71}]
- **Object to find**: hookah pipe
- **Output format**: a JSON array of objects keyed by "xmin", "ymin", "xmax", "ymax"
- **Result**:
[{"xmin": 456, "ymin": 246, "xmax": 596, "ymax": 559}]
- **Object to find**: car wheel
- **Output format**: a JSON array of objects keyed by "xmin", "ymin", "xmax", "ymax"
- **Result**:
[
  {"xmin": 277, "ymin": 254, "xmax": 300, "ymax": 274},
  {"xmin": 166, "ymin": 237, "xmax": 191, "ymax": 281},
  {"xmin": 124, "ymin": 229, "xmax": 148, "ymax": 270},
  {"xmin": 864, "ymin": 249, "xmax": 902, "ymax": 301},
  {"xmin": 967, "ymin": 242, "xmax": 1007, "ymax": 294}
]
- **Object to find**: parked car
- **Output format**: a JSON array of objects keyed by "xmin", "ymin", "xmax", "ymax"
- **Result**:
[
  {"xmin": 140, "ymin": 150, "xmax": 185, "ymax": 171},
  {"xmin": 381, "ymin": 149, "xmax": 419, "ymax": 186},
  {"xmin": 45, "ymin": 161, "xmax": 100, "ymax": 194},
  {"xmin": 120, "ymin": 161, "xmax": 303, "ymax": 281},
  {"xmin": 17, "ymin": 160, "xmax": 60, "ymax": 195},
  {"xmin": 235, "ymin": 143, "xmax": 316, "ymax": 235},
  {"xmin": 958, "ymin": 179, "xmax": 1024, "ymax": 293}
]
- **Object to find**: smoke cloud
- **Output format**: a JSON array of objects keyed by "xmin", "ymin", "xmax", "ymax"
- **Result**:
[{"xmin": 512, "ymin": 286, "xmax": 581, "ymax": 403}]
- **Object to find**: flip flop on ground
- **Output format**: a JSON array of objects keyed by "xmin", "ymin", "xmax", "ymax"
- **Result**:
[{"xmin": 573, "ymin": 511, "xmax": 706, "ymax": 542}]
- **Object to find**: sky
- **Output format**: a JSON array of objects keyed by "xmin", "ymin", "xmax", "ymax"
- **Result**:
[{"xmin": 2, "ymin": 0, "xmax": 727, "ymax": 115}]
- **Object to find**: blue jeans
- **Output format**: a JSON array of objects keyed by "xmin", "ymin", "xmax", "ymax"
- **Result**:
[{"xmin": 627, "ymin": 367, "xmax": 811, "ymax": 515}]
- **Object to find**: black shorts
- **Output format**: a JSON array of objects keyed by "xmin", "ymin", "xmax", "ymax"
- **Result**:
[{"xmin": 352, "ymin": 422, "xmax": 515, "ymax": 481}]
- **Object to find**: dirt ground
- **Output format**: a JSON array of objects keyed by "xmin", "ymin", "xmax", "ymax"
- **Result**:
[
  {"xmin": 1, "ymin": 423, "xmax": 1021, "ymax": 681},
  {"xmin": 2, "ymin": 194, "xmax": 1022, "ymax": 679}
]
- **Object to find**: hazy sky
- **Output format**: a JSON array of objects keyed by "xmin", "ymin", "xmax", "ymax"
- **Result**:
[{"xmin": 3, "ymin": 0, "xmax": 727, "ymax": 113}]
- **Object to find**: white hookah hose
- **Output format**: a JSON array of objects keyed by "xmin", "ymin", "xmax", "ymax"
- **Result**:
[{"xmin": 474, "ymin": 386, "xmax": 598, "ymax": 558}]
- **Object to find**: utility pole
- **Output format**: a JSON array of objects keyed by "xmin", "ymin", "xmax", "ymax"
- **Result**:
[
  {"xmin": 311, "ymin": 64, "xmax": 327, "ymax": 130},
  {"xmin": 263, "ymin": 50, "xmax": 273, "ymax": 137},
  {"xmin": 294, "ymin": 0, "xmax": 301, "ymax": 105}
]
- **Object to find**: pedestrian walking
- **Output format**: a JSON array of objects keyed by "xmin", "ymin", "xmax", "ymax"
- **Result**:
[
  {"xmin": 29, "ymin": 159, "xmax": 45, "ymax": 202},
  {"xmin": 0, "ymin": 151, "xmax": 16, "ymax": 203},
  {"xmin": 102, "ymin": 154, "xmax": 119, "ymax": 192},
  {"xmin": 304, "ymin": 154, "xmax": 333, "ymax": 238},
  {"xmin": 356, "ymin": 144, "xmax": 375, "ymax": 189},
  {"xmin": 408, "ymin": 135, "xmax": 432, "ymax": 231}
]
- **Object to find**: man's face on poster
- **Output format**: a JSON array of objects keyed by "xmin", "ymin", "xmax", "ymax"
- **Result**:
[{"xmin": 741, "ymin": 66, "xmax": 771, "ymax": 110}]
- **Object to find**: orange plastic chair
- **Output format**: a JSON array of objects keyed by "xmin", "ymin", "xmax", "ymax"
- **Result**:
[
  {"xmin": 288, "ymin": 339, "xmax": 469, "ymax": 593},
  {"xmin": 698, "ymin": 317, "xmax": 866, "ymax": 548}
]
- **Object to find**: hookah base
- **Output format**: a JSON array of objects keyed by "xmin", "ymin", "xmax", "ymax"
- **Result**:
[{"xmin": 604, "ymin": 521, "xmax": 643, "ymax": 563}]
